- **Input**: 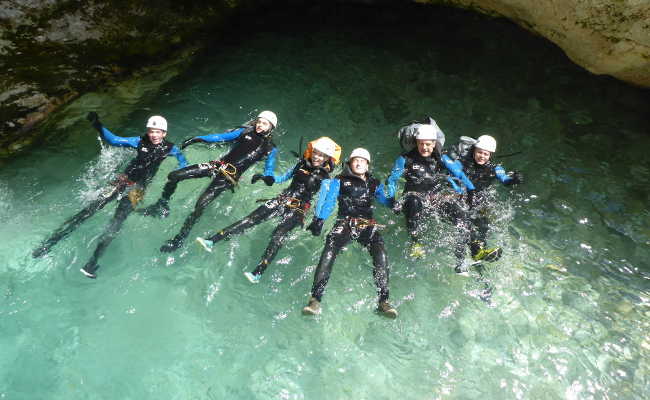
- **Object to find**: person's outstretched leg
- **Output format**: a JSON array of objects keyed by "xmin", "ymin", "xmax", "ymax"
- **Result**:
[
  {"xmin": 364, "ymin": 232, "xmax": 397, "ymax": 318},
  {"xmin": 196, "ymin": 203, "xmax": 276, "ymax": 254},
  {"xmin": 33, "ymin": 189, "xmax": 118, "ymax": 258},
  {"xmin": 248, "ymin": 211, "xmax": 302, "ymax": 281},
  {"xmin": 303, "ymin": 221, "xmax": 349, "ymax": 315},
  {"xmin": 403, "ymin": 194, "xmax": 426, "ymax": 258},
  {"xmin": 81, "ymin": 196, "xmax": 134, "ymax": 278},
  {"xmin": 439, "ymin": 200, "xmax": 471, "ymax": 273},
  {"xmin": 403, "ymin": 194, "xmax": 424, "ymax": 242},
  {"xmin": 469, "ymin": 215, "xmax": 501, "ymax": 262},
  {"xmin": 140, "ymin": 164, "xmax": 212, "ymax": 218},
  {"xmin": 160, "ymin": 177, "xmax": 230, "ymax": 252}
]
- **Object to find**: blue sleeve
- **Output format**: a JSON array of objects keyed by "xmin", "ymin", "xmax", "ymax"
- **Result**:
[
  {"xmin": 314, "ymin": 179, "xmax": 340, "ymax": 220},
  {"xmin": 195, "ymin": 127, "xmax": 244, "ymax": 143},
  {"xmin": 385, "ymin": 156, "xmax": 406, "ymax": 198},
  {"xmin": 99, "ymin": 127, "xmax": 140, "ymax": 148},
  {"xmin": 168, "ymin": 146, "xmax": 188, "ymax": 169},
  {"xmin": 263, "ymin": 148, "xmax": 295, "ymax": 183},
  {"xmin": 442, "ymin": 154, "xmax": 475, "ymax": 192},
  {"xmin": 495, "ymin": 165, "xmax": 512, "ymax": 184},
  {"xmin": 374, "ymin": 184, "xmax": 392, "ymax": 207}
]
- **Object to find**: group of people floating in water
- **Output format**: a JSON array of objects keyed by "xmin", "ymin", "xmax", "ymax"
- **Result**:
[{"xmin": 32, "ymin": 109, "xmax": 522, "ymax": 319}]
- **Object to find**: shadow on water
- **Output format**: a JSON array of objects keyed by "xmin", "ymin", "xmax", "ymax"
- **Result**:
[{"xmin": 1, "ymin": 2, "xmax": 650, "ymax": 399}]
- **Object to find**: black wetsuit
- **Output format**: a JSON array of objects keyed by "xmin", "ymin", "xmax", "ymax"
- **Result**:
[
  {"xmin": 386, "ymin": 148, "xmax": 470, "ymax": 258},
  {"xmin": 32, "ymin": 120, "xmax": 186, "ymax": 278},
  {"xmin": 206, "ymin": 157, "xmax": 332, "ymax": 276},
  {"xmin": 458, "ymin": 152, "xmax": 501, "ymax": 258},
  {"xmin": 309, "ymin": 168, "xmax": 391, "ymax": 303},
  {"xmin": 155, "ymin": 126, "xmax": 275, "ymax": 251}
]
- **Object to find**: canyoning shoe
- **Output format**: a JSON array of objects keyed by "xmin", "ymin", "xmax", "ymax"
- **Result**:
[
  {"xmin": 160, "ymin": 238, "xmax": 183, "ymax": 253},
  {"xmin": 377, "ymin": 301, "xmax": 398, "ymax": 319},
  {"xmin": 472, "ymin": 247, "xmax": 502, "ymax": 263},
  {"xmin": 302, "ymin": 297, "xmax": 321, "ymax": 315},
  {"xmin": 195, "ymin": 237, "xmax": 214, "ymax": 253},
  {"xmin": 138, "ymin": 200, "xmax": 170, "ymax": 219},
  {"xmin": 454, "ymin": 261, "xmax": 469, "ymax": 274},
  {"xmin": 80, "ymin": 262, "xmax": 98, "ymax": 279},
  {"xmin": 32, "ymin": 245, "xmax": 51, "ymax": 258},
  {"xmin": 244, "ymin": 272, "xmax": 261, "ymax": 284},
  {"xmin": 409, "ymin": 242, "xmax": 426, "ymax": 259}
]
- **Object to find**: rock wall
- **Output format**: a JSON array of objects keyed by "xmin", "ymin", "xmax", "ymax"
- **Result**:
[
  {"xmin": 424, "ymin": 0, "xmax": 650, "ymax": 87},
  {"xmin": 1, "ymin": 0, "xmax": 648, "ymax": 157}
]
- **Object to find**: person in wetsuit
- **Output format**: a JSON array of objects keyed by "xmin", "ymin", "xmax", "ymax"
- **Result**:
[
  {"xmin": 383, "ymin": 124, "xmax": 474, "ymax": 259},
  {"xmin": 450, "ymin": 134, "xmax": 522, "ymax": 272},
  {"xmin": 139, "ymin": 111, "xmax": 278, "ymax": 252},
  {"xmin": 302, "ymin": 148, "xmax": 398, "ymax": 319},
  {"xmin": 32, "ymin": 112, "xmax": 187, "ymax": 278},
  {"xmin": 195, "ymin": 137, "xmax": 341, "ymax": 283}
]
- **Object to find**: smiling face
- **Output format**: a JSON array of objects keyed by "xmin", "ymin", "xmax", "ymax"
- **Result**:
[
  {"xmin": 255, "ymin": 118, "xmax": 273, "ymax": 134},
  {"xmin": 147, "ymin": 128, "xmax": 167, "ymax": 145},
  {"xmin": 349, "ymin": 157, "xmax": 369, "ymax": 177},
  {"xmin": 311, "ymin": 149, "xmax": 329, "ymax": 167},
  {"xmin": 473, "ymin": 148, "xmax": 492, "ymax": 165},
  {"xmin": 416, "ymin": 139, "xmax": 436, "ymax": 157}
]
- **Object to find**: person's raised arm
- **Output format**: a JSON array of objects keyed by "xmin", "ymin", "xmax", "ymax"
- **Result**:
[
  {"xmin": 495, "ymin": 165, "xmax": 523, "ymax": 186},
  {"xmin": 87, "ymin": 112, "xmax": 139, "ymax": 148},
  {"xmin": 180, "ymin": 127, "xmax": 246, "ymax": 149}
]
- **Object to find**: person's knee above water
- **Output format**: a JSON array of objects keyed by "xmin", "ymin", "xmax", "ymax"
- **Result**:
[
  {"xmin": 33, "ymin": 112, "xmax": 187, "ymax": 279},
  {"xmin": 151, "ymin": 111, "xmax": 279, "ymax": 252},
  {"xmin": 302, "ymin": 148, "xmax": 398, "ymax": 319},
  {"xmin": 451, "ymin": 134, "xmax": 523, "ymax": 270},
  {"xmin": 195, "ymin": 136, "xmax": 341, "ymax": 283},
  {"xmin": 382, "ymin": 122, "xmax": 472, "ymax": 258}
]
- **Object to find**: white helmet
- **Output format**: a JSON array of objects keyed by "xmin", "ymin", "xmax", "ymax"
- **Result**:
[
  {"xmin": 312, "ymin": 137, "xmax": 337, "ymax": 158},
  {"xmin": 475, "ymin": 135, "xmax": 497, "ymax": 152},
  {"xmin": 146, "ymin": 115, "xmax": 167, "ymax": 131},
  {"xmin": 349, "ymin": 148, "xmax": 371, "ymax": 163},
  {"xmin": 257, "ymin": 111, "xmax": 277, "ymax": 128},
  {"xmin": 415, "ymin": 124, "xmax": 437, "ymax": 141}
]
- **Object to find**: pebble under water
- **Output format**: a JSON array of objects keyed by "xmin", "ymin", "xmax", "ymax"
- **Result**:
[{"xmin": 2, "ymin": 4, "xmax": 650, "ymax": 399}]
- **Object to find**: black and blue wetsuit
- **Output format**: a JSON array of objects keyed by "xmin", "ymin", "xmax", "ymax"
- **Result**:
[
  {"xmin": 456, "ymin": 149, "xmax": 520, "ymax": 260},
  {"xmin": 145, "ymin": 125, "xmax": 275, "ymax": 252},
  {"xmin": 33, "ymin": 118, "xmax": 187, "ymax": 278},
  {"xmin": 203, "ymin": 149, "xmax": 333, "ymax": 277},
  {"xmin": 307, "ymin": 167, "xmax": 393, "ymax": 303},
  {"xmin": 383, "ymin": 147, "xmax": 474, "ymax": 261}
]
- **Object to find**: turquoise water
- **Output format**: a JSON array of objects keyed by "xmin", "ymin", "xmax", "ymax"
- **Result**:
[{"xmin": 2, "ymin": 4, "xmax": 650, "ymax": 399}]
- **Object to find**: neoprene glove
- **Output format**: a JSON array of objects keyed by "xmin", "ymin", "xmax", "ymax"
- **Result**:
[
  {"xmin": 86, "ymin": 111, "xmax": 102, "ymax": 131},
  {"xmin": 505, "ymin": 171, "xmax": 523, "ymax": 185},
  {"xmin": 251, "ymin": 174, "xmax": 274, "ymax": 186},
  {"xmin": 306, "ymin": 218, "xmax": 324, "ymax": 236},
  {"xmin": 180, "ymin": 137, "xmax": 202, "ymax": 149}
]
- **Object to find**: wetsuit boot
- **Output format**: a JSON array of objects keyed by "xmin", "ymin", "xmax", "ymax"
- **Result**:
[
  {"xmin": 302, "ymin": 297, "xmax": 321, "ymax": 315},
  {"xmin": 471, "ymin": 241, "xmax": 502, "ymax": 263},
  {"xmin": 80, "ymin": 261, "xmax": 99, "ymax": 279},
  {"xmin": 195, "ymin": 237, "xmax": 214, "ymax": 253},
  {"xmin": 377, "ymin": 301, "xmax": 398, "ymax": 319}
]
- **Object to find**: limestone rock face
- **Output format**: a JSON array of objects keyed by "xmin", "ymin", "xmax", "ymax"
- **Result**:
[
  {"xmin": 0, "ymin": 0, "xmax": 648, "ymax": 156},
  {"xmin": 431, "ymin": 0, "xmax": 650, "ymax": 87}
]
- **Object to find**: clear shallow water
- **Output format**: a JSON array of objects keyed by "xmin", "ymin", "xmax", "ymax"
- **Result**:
[{"xmin": 2, "ymin": 4, "xmax": 650, "ymax": 399}]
